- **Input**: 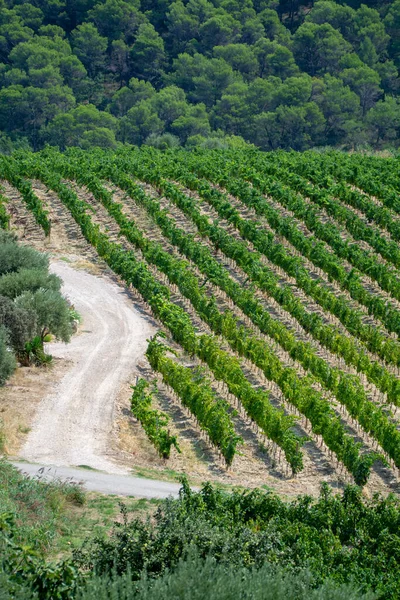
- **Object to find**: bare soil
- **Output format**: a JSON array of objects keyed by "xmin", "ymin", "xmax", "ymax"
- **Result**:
[{"xmin": 0, "ymin": 359, "xmax": 68, "ymax": 455}]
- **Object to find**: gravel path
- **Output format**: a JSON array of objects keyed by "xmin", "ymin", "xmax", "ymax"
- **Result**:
[
  {"xmin": 12, "ymin": 461, "xmax": 183, "ymax": 498},
  {"xmin": 19, "ymin": 261, "xmax": 155, "ymax": 473}
]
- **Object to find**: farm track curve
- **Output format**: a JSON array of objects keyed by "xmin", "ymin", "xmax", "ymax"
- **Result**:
[{"xmin": 20, "ymin": 261, "xmax": 155, "ymax": 473}]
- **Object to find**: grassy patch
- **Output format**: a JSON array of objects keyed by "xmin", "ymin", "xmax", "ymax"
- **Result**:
[
  {"xmin": 0, "ymin": 460, "xmax": 161, "ymax": 560},
  {"xmin": 55, "ymin": 493, "xmax": 161, "ymax": 556},
  {"xmin": 130, "ymin": 464, "xmax": 192, "ymax": 483},
  {"xmin": 0, "ymin": 459, "xmax": 166, "ymax": 571},
  {"xmin": 0, "ymin": 460, "xmax": 86, "ymax": 554}
]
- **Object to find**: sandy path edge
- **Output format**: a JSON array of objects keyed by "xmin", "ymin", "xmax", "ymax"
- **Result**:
[{"xmin": 19, "ymin": 261, "xmax": 155, "ymax": 474}]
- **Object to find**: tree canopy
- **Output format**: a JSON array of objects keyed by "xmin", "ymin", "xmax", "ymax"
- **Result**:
[
  {"xmin": 0, "ymin": 232, "xmax": 74, "ymax": 382},
  {"xmin": 0, "ymin": 0, "xmax": 399, "ymax": 151}
]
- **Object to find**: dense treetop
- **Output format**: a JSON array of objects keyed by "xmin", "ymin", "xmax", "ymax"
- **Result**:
[{"xmin": 0, "ymin": 0, "xmax": 399, "ymax": 151}]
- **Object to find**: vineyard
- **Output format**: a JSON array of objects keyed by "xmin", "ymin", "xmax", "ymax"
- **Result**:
[{"xmin": 2, "ymin": 147, "xmax": 400, "ymax": 494}]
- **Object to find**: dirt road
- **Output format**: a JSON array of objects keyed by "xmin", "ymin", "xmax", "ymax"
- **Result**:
[
  {"xmin": 12, "ymin": 461, "xmax": 183, "ymax": 498},
  {"xmin": 20, "ymin": 261, "xmax": 155, "ymax": 473}
]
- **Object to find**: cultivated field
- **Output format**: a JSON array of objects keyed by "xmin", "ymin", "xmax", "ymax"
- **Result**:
[{"xmin": 2, "ymin": 148, "xmax": 400, "ymax": 496}]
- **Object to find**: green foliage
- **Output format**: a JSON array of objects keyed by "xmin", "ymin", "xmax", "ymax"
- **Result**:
[
  {"xmin": 0, "ymin": 294, "xmax": 37, "ymax": 355},
  {"xmin": 15, "ymin": 289, "xmax": 73, "ymax": 343},
  {"xmin": 74, "ymin": 480, "xmax": 399, "ymax": 598},
  {"xmin": 0, "ymin": 268, "xmax": 61, "ymax": 299},
  {"xmin": 2, "ymin": 473, "xmax": 385, "ymax": 600},
  {"xmin": 0, "ymin": 232, "xmax": 73, "ymax": 383},
  {"xmin": 146, "ymin": 338, "xmax": 242, "ymax": 466},
  {"xmin": 0, "ymin": 231, "xmax": 48, "ymax": 276},
  {"xmin": 144, "ymin": 132, "xmax": 180, "ymax": 150},
  {"xmin": 0, "ymin": 160, "xmax": 51, "ymax": 233},
  {"xmin": 131, "ymin": 378, "xmax": 180, "ymax": 459},
  {"xmin": 23, "ymin": 335, "xmax": 52, "ymax": 366},
  {"xmin": 0, "ymin": 461, "xmax": 83, "ymax": 551},
  {"xmin": 0, "ymin": 0, "xmax": 398, "ymax": 151},
  {"xmin": 0, "ymin": 461, "xmax": 85, "ymax": 599},
  {"xmin": 19, "ymin": 145, "xmax": 400, "ymax": 483},
  {"xmin": 0, "ymin": 191, "xmax": 9, "ymax": 229},
  {"xmin": 0, "ymin": 326, "xmax": 16, "ymax": 385},
  {"xmin": 42, "ymin": 105, "xmax": 118, "ymax": 150},
  {"xmin": 77, "ymin": 553, "xmax": 374, "ymax": 600},
  {"xmin": 71, "ymin": 23, "xmax": 108, "ymax": 77}
]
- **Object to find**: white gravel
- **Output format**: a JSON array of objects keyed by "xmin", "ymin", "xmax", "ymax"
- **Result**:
[{"xmin": 20, "ymin": 261, "xmax": 155, "ymax": 474}]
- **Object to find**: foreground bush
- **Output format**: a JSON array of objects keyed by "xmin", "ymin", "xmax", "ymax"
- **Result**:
[
  {"xmin": 1, "ymin": 463, "xmax": 399, "ymax": 599},
  {"xmin": 0, "ymin": 461, "xmax": 86, "ymax": 599},
  {"xmin": 75, "ymin": 479, "xmax": 400, "ymax": 599},
  {"xmin": 77, "ymin": 554, "xmax": 374, "ymax": 600}
]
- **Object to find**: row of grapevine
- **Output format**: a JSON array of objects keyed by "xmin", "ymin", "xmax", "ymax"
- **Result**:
[
  {"xmin": 0, "ymin": 190, "xmax": 9, "ymax": 229},
  {"xmin": 173, "ymin": 150, "xmax": 400, "ymax": 341},
  {"xmin": 33, "ymin": 151, "xmax": 385, "ymax": 484},
  {"xmin": 130, "ymin": 377, "xmax": 181, "ymax": 460},
  {"xmin": 0, "ymin": 157, "xmax": 51, "ymax": 235},
  {"xmin": 13, "ymin": 156, "xmax": 303, "ymax": 473},
  {"xmin": 146, "ymin": 336, "xmax": 242, "ymax": 466}
]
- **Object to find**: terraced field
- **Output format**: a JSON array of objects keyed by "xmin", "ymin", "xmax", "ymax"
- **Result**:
[{"xmin": 2, "ymin": 148, "xmax": 400, "ymax": 495}]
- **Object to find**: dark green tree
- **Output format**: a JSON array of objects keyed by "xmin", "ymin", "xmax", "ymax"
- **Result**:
[
  {"xmin": 130, "ymin": 23, "xmax": 166, "ymax": 83},
  {"xmin": 71, "ymin": 23, "xmax": 108, "ymax": 77},
  {"xmin": 293, "ymin": 22, "xmax": 352, "ymax": 76}
]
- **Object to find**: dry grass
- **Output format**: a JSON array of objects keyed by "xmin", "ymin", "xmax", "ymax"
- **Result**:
[{"xmin": 0, "ymin": 358, "xmax": 69, "ymax": 456}]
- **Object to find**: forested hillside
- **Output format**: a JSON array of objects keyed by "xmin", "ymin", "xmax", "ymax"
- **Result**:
[{"xmin": 0, "ymin": 0, "xmax": 399, "ymax": 152}]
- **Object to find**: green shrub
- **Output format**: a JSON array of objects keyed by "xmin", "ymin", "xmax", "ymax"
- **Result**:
[
  {"xmin": 0, "ymin": 268, "xmax": 61, "ymax": 299},
  {"xmin": 0, "ymin": 295, "xmax": 37, "ymax": 356},
  {"xmin": 0, "ymin": 461, "xmax": 87, "ymax": 599},
  {"xmin": 0, "ymin": 326, "xmax": 16, "ymax": 385},
  {"xmin": 15, "ymin": 289, "xmax": 73, "ymax": 343},
  {"xmin": 77, "ymin": 554, "xmax": 375, "ymax": 600},
  {"xmin": 144, "ymin": 133, "xmax": 181, "ymax": 150},
  {"xmin": 74, "ymin": 480, "xmax": 400, "ymax": 598},
  {"xmin": 0, "ymin": 232, "xmax": 48, "ymax": 276}
]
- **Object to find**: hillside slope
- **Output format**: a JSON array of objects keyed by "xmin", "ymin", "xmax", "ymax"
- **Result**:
[{"xmin": 0, "ymin": 0, "xmax": 399, "ymax": 152}]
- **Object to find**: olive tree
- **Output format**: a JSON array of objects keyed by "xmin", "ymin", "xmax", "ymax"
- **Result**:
[
  {"xmin": 15, "ymin": 289, "xmax": 73, "ymax": 343},
  {"xmin": 0, "ymin": 268, "xmax": 61, "ymax": 300},
  {"xmin": 0, "ymin": 295, "xmax": 37, "ymax": 355},
  {"xmin": 0, "ymin": 231, "xmax": 48, "ymax": 276},
  {"xmin": 0, "ymin": 326, "xmax": 16, "ymax": 385}
]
